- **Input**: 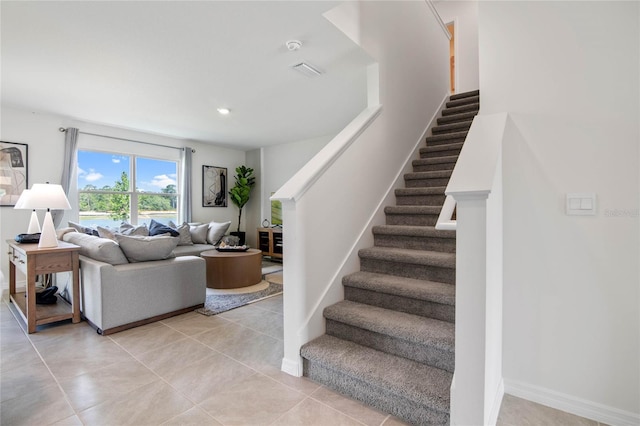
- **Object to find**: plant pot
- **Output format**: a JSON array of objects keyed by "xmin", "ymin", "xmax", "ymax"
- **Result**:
[{"xmin": 230, "ymin": 231, "xmax": 246, "ymax": 246}]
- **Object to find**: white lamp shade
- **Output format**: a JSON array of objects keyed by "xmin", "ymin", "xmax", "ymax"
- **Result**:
[
  {"xmin": 13, "ymin": 189, "xmax": 33, "ymax": 209},
  {"xmin": 26, "ymin": 183, "xmax": 72, "ymax": 210}
]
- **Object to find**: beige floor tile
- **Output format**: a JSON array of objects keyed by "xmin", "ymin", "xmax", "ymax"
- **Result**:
[
  {"xmin": 0, "ymin": 340, "xmax": 43, "ymax": 373},
  {"xmin": 136, "ymin": 337, "xmax": 217, "ymax": 376},
  {"xmin": 29, "ymin": 321, "xmax": 103, "ymax": 351},
  {"xmin": 38, "ymin": 337, "xmax": 134, "ymax": 379},
  {"xmin": 0, "ymin": 359, "xmax": 58, "ymax": 402},
  {"xmin": 51, "ymin": 414, "xmax": 84, "ymax": 426},
  {"xmin": 271, "ymin": 397, "xmax": 364, "ymax": 426},
  {"xmin": 78, "ymin": 380, "xmax": 194, "ymax": 426},
  {"xmin": 58, "ymin": 358, "xmax": 159, "ymax": 412},
  {"xmin": 263, "ymin": 369, "xmax": 322, "ymax": 396},
  {"xmin": 194, "ymin": 320, "xmax": 260, "ymax": 349},
  {"xmin": 109, "ymin": 323, "xmax": 188, "ymax": 357},
  {"xmin": 498, "ymin": 394, "xmax": 598, "ymax": 426},
  {"xmin": 218, "ymin": 302, "xmax": 265, "ymax": 321},
  {"xmin": 252, "ymin": 294, "xmax": 283, "ymax": 314},
  {"xmin": 381, "ymin": 416, "xmax": 411, "ymax": 425},
  {"xmin": 0, "ymin": 383, "xmax": 75, "ymax": 426},
  {"xmin": 0, "ymin": 319, "xmax": 30, "ymax": 346},
  {"xmin": 311, "ymin": 386, "xmax": 389, "ymax": 426},
  {"xmin": 222, "ymin": 307, "xmax": 284, "ymax": 341},
  {"xmin": 162, "ymin": 312, "xmax": 230, "ymax": 336},
  {"xmin": 161, "ymin": 406, "xmax": 223, "ymax": 425},
  {"xmin": 162, "ymin": 353, "xmax": 256, "ymax": 403},
  {"xmin": 199, "ymin": 374, "xmax": 306, "ymax": 425},
  {"xmin": 212, "ymin": 327, "xmax": 284, "ymax": 373}
]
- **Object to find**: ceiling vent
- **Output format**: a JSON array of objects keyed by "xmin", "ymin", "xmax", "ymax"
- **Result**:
[{"xmin": 292, "ymin": 62, "xmax": 322, "ymax": 77}]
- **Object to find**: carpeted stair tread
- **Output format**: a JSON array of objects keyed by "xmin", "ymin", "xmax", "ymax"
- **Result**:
[
  {"xmin": 404, "ymin": 170, "xmax": 452, "ymax": 181},
  {"xmin": 372, "ymin": 225, "xmax": 455, "ymax": 239},
  {"xmin": 441, "ymin": 103, "xmax": 479, "ymax": 116},
  {"xmin": 421, "ymin": 142, "xmax": 464, "ymax": 154},
  {"xmin": 426, "ymin": 131, "xmax": 469, "ymax": 144},
  {"xmin": 325, "ymin": 301, "xmax": 454, "ymax": 351},
  {"xmin": 412, "ymin": 156, "xmax": 458, "ymax": 167},
  {"xmin": 359, "ymin": 246, "xmax": 455, "ymax": 269},
  {"xmin": 437, "ymin": 111, "xmax": 479, "ymax": 125},
  {"xmin": 301, "ymin": 335, "xmax": 452, "ymax": 413},
  {"xmin": 385, "ymin": 205, "xmax": 442, "ymax": 215},
  {"xmin": 446, "ymin": 95, "xmax": 479, "ymax": 109},
  {"xmin": 395, "ymin": 187, "xmax": 446, "ymax": 196},
  {"xmin": 432, "ymin": 120, "xmax": 473, "ymax": 135},
  {"xmin": 343, "ymin": 271, "xmax": 455, "ymax": 306},
  {"xmin": 450, "ymin": 89, "xmax": 479, "ymax": 100}
]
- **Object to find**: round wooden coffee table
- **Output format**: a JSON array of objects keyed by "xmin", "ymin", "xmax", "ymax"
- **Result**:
[{"xmin": 200, "ymin": 248, "xmax": 262, "ymax": 289}]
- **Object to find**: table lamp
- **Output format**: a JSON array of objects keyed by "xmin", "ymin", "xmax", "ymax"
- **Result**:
[
  {"xmin": 14, "ymin": 189, "xmax": 42, "ymax": 234},
  {"xmin": 27, "ymin": 183, "xmax": 72, "ymax": 248}
]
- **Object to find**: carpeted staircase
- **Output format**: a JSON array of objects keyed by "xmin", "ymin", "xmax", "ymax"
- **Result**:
[{"xmin": 300, "ymin": 90, "xmax": 480, "ymax": 425}]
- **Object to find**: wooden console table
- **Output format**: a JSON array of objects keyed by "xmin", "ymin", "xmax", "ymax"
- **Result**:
[
  {"xmin": 7, "ymin": 240, "xmax": 81, "ymax": 333},
  {"xmin": 257, "ymin": 227, "xmax": 283, "ymax": 259}
]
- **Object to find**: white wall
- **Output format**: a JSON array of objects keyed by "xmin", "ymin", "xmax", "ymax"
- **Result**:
[
  {"xmin": 260, "ymin": 135, "xmax": 332, "ymax": 224},
  {"xmin": 0, "ymin": 106, "xmax": 247, "ymax": 291},
  {"xmin": 479, "ymin": 1, "xmax": 639, "ymax": 421},
  {"xmin": 435, "ymin": 0, "xmax": 479, "ymax": 94},
  {"xmin": 277, "ymin": 0, "xmax": 450, "ymax": 375}
]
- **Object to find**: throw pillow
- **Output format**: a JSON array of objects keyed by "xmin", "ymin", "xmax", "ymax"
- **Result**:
[
  {"xmin": 114, "ymin": 234, "xmax": 178, "ymax": 263},
  {"xmin": 68, "ymin": 221, "xmax": 99, "ymax": 236},
  {"xmin": 207, "ymin": 221, "xmax": 231, "ymax": 245},
  {"xmin": 168, "ymin": 221, "xmax": 193, "ymax": 246},
  {"xmin": 118, "ymin": 222, "xmax": 149, "ymax": 236},
  {"xmin": 96, "ymin": 226, "xmax": 117, "ymax": 241},
  {"xmin": 62, "ymin": 232, "xmax": 129, "ymax": 265},
  {"xmin": 149, "ymin": 219, "xmax": 179, "ymax": 237},
  {"xmin": 189, "ymin": 223, "xmax": 209, "ymax": 244}
]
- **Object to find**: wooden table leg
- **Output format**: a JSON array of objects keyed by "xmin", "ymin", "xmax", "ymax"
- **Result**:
[
  {"xmin": 71, "ymin": 252, "xmax": 80, "ymax": 323},
  {"xmin": 26, "ymin": 261, "xmax": 37, "ymax": 333}
]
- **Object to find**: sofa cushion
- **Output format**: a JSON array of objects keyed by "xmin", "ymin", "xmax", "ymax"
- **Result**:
[
  {"xmin": 62, "ymin": 232, "xmax": 129, "ymax": 265},
  {"xmin": 172, "ymin": 244, "xmax": 212, "ymax": 257},
  {"xmin": 168, "ymin": 221, "xmax": 193, "ymax": 246},
  {"xmin": 115, "ymin": 234, "xmax": 179, "ymax": 263},
  {"xmin": 149, "ymin": 219, "xmax": 180, "ymax": 237},
  {"xmin": 96, "ymin": 226, "xmax": 117, "ymax": 241},
  {"xmin": 118, "ymin": 222, "xmax": 149, "ymax": 236},
  {"xmin": 189, "ymin": 223, "xmax": 209, "ymax": 244},
  {"xmin": 207, "ymin": 221, "xmax": 231, "ymax": 245}
]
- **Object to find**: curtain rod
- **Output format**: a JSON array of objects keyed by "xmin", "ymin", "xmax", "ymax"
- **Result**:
[{"xmin": 59, "ymin": 128, "xmax": 195, "ymax": 153}]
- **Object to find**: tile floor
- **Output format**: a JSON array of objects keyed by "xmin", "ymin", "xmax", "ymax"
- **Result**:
[{"xmin": 1, "ymin": 294, "xmax": 604, "ymax": 426}]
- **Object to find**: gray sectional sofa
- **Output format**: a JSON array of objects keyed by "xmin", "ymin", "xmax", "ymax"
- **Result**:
[{"xmin": 58, "ymin": 220, "xmax": 230, "ymax": 335}]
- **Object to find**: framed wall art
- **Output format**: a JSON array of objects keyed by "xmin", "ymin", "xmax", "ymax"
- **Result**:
[
  {"xmin": 202, "ymin": 165, "xmax": 227, "ymax": 207},
  {"xmin": 0, "ymin": 141, "xmax": 28, "ymax": 207}
]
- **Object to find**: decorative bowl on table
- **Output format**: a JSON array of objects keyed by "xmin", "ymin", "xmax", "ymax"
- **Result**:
[{"xmin": 216, "ymin": 244, "xmax": 249, "ymax": 252}]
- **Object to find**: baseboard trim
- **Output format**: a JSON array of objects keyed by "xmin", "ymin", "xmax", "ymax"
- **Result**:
[
  {"xmin": 504, "ymin": 379, "xmax": 640, "ymax": 426},
  {"xmin": 281, "ymin": 357, "xmax": 303, "ymax": 377}
]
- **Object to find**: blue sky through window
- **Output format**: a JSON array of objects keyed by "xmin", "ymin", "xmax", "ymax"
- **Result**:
[{"xmin": 78, "ymin": 151, "xmax": 177, "ymax": 193}]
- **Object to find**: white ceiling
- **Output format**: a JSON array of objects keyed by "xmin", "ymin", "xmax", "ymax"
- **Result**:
[{"xmin": 1, "ymin": 1, "xmax": 372, "ymax": 149}]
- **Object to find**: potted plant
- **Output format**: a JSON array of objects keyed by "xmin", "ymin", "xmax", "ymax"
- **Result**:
[{"xmin": 228, "ymin": 165, "xmax": 255, "ymax": 245}]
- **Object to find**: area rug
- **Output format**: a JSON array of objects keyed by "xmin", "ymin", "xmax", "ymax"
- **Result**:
[{"xmin": 196, "ymin": 281, "xmax": 283, "ymax": 316}]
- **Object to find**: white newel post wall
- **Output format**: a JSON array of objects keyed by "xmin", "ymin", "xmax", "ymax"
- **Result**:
[{"xmin": 447, "ymin": 113, "xmax": 507, "ymax": 426}]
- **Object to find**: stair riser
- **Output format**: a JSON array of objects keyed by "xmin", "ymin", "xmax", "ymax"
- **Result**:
[
  {"xmin": 412, "ymin": 162, "xmax": 455, "ymax": 173},
  {"xmin": 395, "ymin": 194, "xmax": 446, "ymax": 206},
  {"xmin": 437, "ymin": 112, "xmax": 478, "ymax": 125},
  {"xmin": 450, "ymin": 89, "xmax": 479, "ymax": 101},
  {"xmin": 420, "ymin": 148, "xmax": 462, "ymax": 159},
  {"xmin": 442, "ymin": 104, "xmax": 479, "ymax": 116},
  {"xmin": 432, "ymin": 122, "xmax": 472, "ymax": 134},
  {"xmin": 303, "ymin": 360, "xmax": 450, "ymax": 425},
  {"xmin": 404, "ymin": 178, "xmax": 450, "ymax": 188},
  {"xmin": 344, "ymin": 287, "xmax": 455, "ymax": 323},
  {"xmin": 446, "ymin": 95, "xmax": 480, "ymax": 108},
  {"xmin": 426, "ymin": 136, "xmax": 467, "ymax": 146},
  {"xmin": 326, "ymin": 320, "xmax": 455, "ymax": 373},
  {"xmin": 385, "ymin": 214, "xmax": 438, "ymax": 226},
  {"xmin": 360, "ymin": 258, "xmax": 455, "ymax": 284},
  {"xmin": 374, "ymin": 234, "xmax": 456, "ymax": 253}
]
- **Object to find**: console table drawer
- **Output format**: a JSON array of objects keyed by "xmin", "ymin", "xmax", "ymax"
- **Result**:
[
  {"xmin": 33, "ymin": 252, "xmax": 73, "ymax": 273},
  {"xmin": 8, "ymin": 246, "xmax": 27, "ymax": 274}
]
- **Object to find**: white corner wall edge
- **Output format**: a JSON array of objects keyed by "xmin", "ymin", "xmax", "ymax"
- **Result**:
[
  {"xmin": 281, "ymin": 357, "xmax": 302, "ymax": 377},
  {"xmin": 505, "ymin": 379, "xmax": 640, "ymax": 426},
  {"xmin": 488, "ymin": 379, "xmax": 505, "ymax": 426}
]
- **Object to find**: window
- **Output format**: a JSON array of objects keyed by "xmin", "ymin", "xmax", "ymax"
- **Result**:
[{"xmin": 77, "ymin": 150, "xmax": 179, "ymax": 228}]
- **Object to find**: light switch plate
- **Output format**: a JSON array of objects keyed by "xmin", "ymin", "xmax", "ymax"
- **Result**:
[{"xmin": 566, "ymin": 193, "xmax": 596, "ymax": 216}]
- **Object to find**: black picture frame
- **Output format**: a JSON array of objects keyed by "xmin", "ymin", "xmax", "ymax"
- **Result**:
[
  {"xmin": 202, "ymin": 165, "xmax": 227, "ymax": 207},
  {"xmin": 0, "ymin": 141, "xmax": 28, "ymax": 207}
]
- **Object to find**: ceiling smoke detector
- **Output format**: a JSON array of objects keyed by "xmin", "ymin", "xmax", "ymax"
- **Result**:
[
  {"xmin": 286, "ymin": 40, "xmax": 302, "ymax": 51},
  {"xmin": 292, "ymin": 62, "xmax": 322, "ymax": 77}
]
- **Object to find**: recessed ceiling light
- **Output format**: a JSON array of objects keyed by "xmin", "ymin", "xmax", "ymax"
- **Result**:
[
  {"xmin": 217, "ymin": 108, "xmax": 230, "ymax": 115},
  {"xmin": 286, "ymin": 40, "xmax": 302, "ymax": 51}
]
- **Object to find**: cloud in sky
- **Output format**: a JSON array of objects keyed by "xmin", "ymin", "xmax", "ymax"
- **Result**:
[
  {"xmin": 112, "ymin": 158, "xmax": 120, "ymax": 164},
  {"xmin": 85, "ymin": 171, "xmax": 104, "ymax": 182},
  {"xmin": 149, "ymin": 174, "xmax": 176, "ymax": 189}
]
